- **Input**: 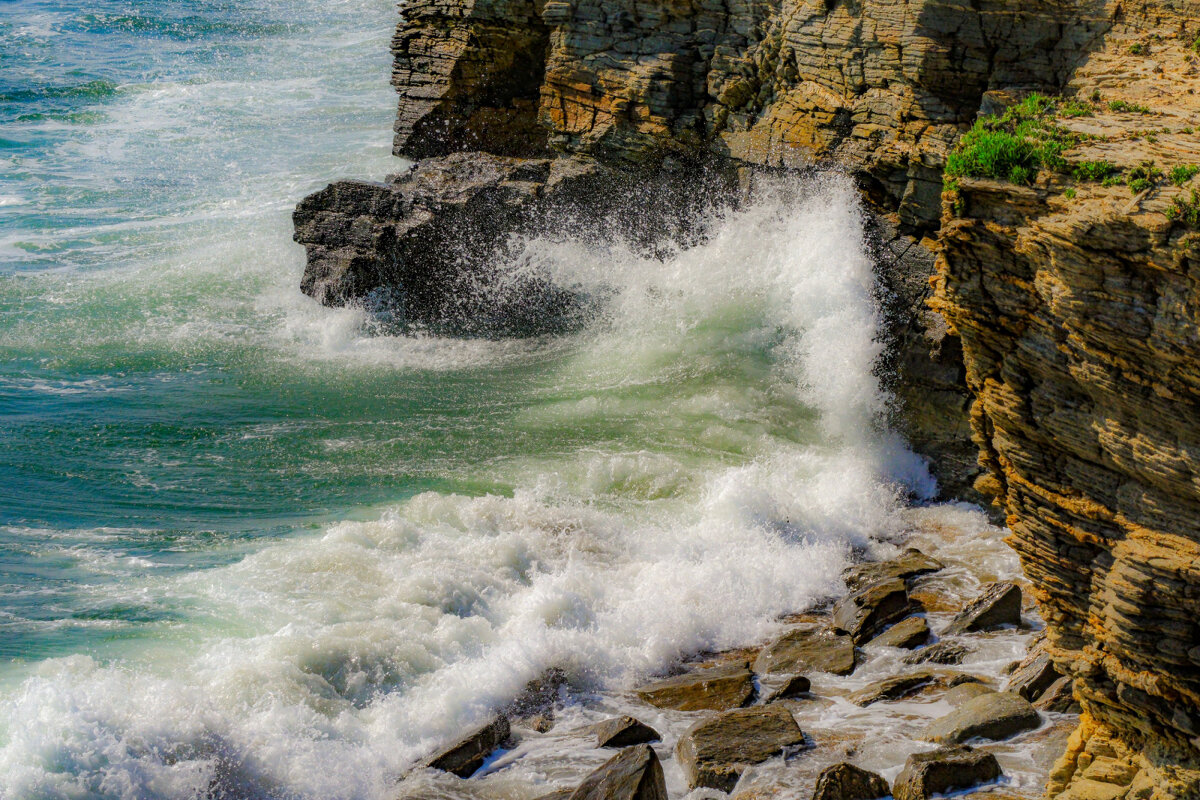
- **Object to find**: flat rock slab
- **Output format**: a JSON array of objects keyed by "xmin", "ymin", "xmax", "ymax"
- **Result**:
[
  {"xmin": 760, "ymin": 674, "xmax": 811, "ymax": 704},
  {"xmin": 843, "ymin": 549, "xmax": 945, "ymax": 590},
  {"xmin": 812, "ymin": 762, "xmax": 891, "ymax": 800},
  {"xmin": 893, "ymin": 745, "xmax": 1002, "ymax": 800},
  {"xmin": 424, "ymin": 716, "xmax": 511, "ymax": 777},
  {"xmin": 943, "ymin": 582, "xmax": 1022, "ymax": 635},
  {"xmin": 592, "ymin": 716, "xmax": 661, "ymax": 748},
  {"xmin": 922, "ymin": 691, "xmax": 1041, "ymax": 743},
  {"xmin": 943, "ymin": 682, "xmax": 996, "ymax": 706},
  {"xmin": 903, "ymin": 641, "xmax": 969, "ymax": 666},
  {"xmin": 849, "ymin": 671, "xmax": 939, "ymax": 706},
  {"xmin": 754, "ymin": 624, "xmax": 856, "ymax": 676},
  {"xmin": 866, "ymin": 615, "xmax": 930, "ymax": 649},
  {"xmin": 568, "ymin": 744, "xmax": 667, "ymax": 800},
  {"xmin": 833, "ymin": 579, "xmax": 915, "ymax": 644},
  {"xmin": 675, "ymin": 705, "xmax": 806, "ymax": 791},
  {"xmin": 635, "ymin": 661, "xmax": 755, "ymax": 711}
]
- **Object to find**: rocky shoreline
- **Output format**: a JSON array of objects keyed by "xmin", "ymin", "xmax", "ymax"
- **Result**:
[{"xmin": 387, "ymin": 510, "xmax": 1080, "ymax": 800}]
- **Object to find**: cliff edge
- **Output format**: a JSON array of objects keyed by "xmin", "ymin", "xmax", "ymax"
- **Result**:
[{"xmin": 293, "ymin": 0, "xmax": 1200, "ymax": 795}]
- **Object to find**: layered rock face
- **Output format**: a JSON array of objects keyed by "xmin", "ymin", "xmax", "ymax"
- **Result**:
[{"xmin": 295, "ymin": 0, "xmax": 1200, "ymax": 793}]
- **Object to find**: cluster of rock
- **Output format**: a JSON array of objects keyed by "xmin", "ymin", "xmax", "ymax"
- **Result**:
[{"xmin": 411, "ymin": 547, "xmax": 1073, "ymax": 800}]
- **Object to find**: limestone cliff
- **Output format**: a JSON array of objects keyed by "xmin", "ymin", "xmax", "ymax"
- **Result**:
[{"xmin": 294, "ymin": 0, "xmax": 1200, "ymax": 794}]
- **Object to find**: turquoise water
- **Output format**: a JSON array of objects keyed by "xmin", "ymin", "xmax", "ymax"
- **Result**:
[{"xmin": 0, "ymin": 2, "xmax": 937, "ymax": 797}]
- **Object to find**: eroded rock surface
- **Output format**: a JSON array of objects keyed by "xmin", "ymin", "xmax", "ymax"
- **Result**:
[
  {"xmin": 675, "ymin": 705, "xmax": 807, "ymax": 791},
  {"xmin": 634, "ymin": 661, "xmax": 755, "ymax": 711},
  {"xmin": 754, "ymin": 624, "xmax": 856, "ymax": 677},
  {"xmin": 892, "ymin": 746, "xmax": 1002, "ymax": 800},
  {"xmin": 811, "ymin": 763, "xmax": 890, "ymax": 800}
]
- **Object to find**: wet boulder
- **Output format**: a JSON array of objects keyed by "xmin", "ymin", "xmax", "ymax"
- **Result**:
[
  {"xmin": 832, "ymin": 579, "xmax": 916, "ymax": 644},
  {"xmin": 892, "ymin": 745, "xmax": 1002, "ymax": 800},
  {"xmin": 675, "ymin": 705, "xmax": 807, "ymax": 791},
  {"xmin": 843, "ymin": 549, "xmax": 944, "ymax": 591},
  {"xmin": 811, "ymin": 762, "xmax": 890, "ymax": 800},
  {"xmin": 592, "ymin": 716, "xmax": 661, "ymax": 748},
  {"xmin": 1005, "ymin": 648, "xmax": 1061, "ymax": 702},
  {"xmin": 903, "ymin": 641, "xmax": 969, "ymax": 666},
  {"xmin": 1034, "ymin": 676, "xmax": 1079, "ymax": 713},
  {"xmin": 568, "ymin": 744, "xmax": 667, "ymax": 800},
  {"xmin": 760, "ymin": 674, "xmax": 812, "ymax": 704},
  {"xmin": 943, "ymin": 583, "xmax": 1022, "ymax": 635},
  {"xmin": 635, "ymin": 661, "xmax": 755, "ymax": 711},
  {"xmin": 866, "ymin": 615, "xmax": 930, "ymax": 649},
  {"xmin": 424, "ymin": 715, "xmax": 511, "ymax": 777},
  {"xmin": 849, "ymin": 671, "xmax": 939, "ymax": 706},
  {"xmin": 754, "ymin": 624, "xmax": 856, "ymax": 676},
  {"xmin": 922, "ymin": 691, "xmax": 1041, "ymax": 743},
  {"xmin": 943, "ymin": 682, "xmax": 996, "ymax": 706}
]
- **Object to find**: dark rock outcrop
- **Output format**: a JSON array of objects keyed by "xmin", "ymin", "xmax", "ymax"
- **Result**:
[
  {"xmin": 942, "ymin": 583, "xmax": 1022, "ymax": 635},
  {"xmin": 842, "ymin": 550, "xmax": 944, "ymax": 592},
  {"xmin": 753, "ymin": 624, "xmax": 856, "ymax": 677},
  {"xmin": 424, "ymin": 716, "xmax": 511, "ymax": 777},
  {"xmin": 592, "ymin": 716, "xmax": 661, "ymax": 749},
  {"xmin": 903, "ymin": 641, "xmax": 969, "ymax": 667},
  {"xmin": 865, "ymin": 615, "xmax": 930, "ymax": 650},
  {"xmin": 675, "ymin": 705, "xmax": 807, "ymax": 791},
  {"xmin": 811, "ymin": 763, "xmax": 890, "ymax": 800},
  {"xmin": 568, "ymin": 744, "xmax": 667, "ymax": 800},
  {"xmin": 892, "ymin": 746, "xmax": 1002, "ymax": 800},
  {"xmin": 760, "ymin": 674, "xmax": 812, "ymax": 704},
  {"xmin": 832, "ymin": 579, "xmax": 917, "ymax": 644},
  {"xmin": 848, "ymin": 672, "xmax": 938, "ymax": 707}
]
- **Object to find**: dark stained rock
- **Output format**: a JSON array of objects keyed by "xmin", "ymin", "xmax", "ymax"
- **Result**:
[
  {"xmin": 866, "ymin": 615, "xmax": 930, "ymax": 650},
  {"xmin": 892, "ymin": 746, "xmax": 1002, "ymax": 800},
  {"xmin": 943, "ymin": 682, "xmax": 996, "ymax": 707},
  {"xmin": 675, "ymin": 705, "xmax": 807, "ymax": 791},
  {"xmin": 635, "ymin": 662, "xmax": 755, "ymax": 711},
  {"xmin": 922, "ymin": 691, "xmax": 1041, "ymax": 743},
  {"xmin": 943, "ymin": 583, "xmax": 1022, "ymax": 635},
  {"xmin": 760, "ymin": 674, "xmax": 812, "ymax": 704},
  {"xmin": 811, "ymin": 762, "xmax": 890, "ymax": 800},
  {"xmin": 592, "ymin": 716, "xmax": 661, "ymax": 748},
  {"xmin": 903, "ymin": 641, "xmax": 970, "ymax": 666},
  {"xmin": 568, "ymin": 744, "xmax": 667, "ymax": 800},
  {"xmin": 843, "ymin": 549, "xmax": 945, "ymax": 591},
  {"xmin": 754, "ymin": 624, "xmax": 856, "ymax": 676},
  {"xmin": 509, "ymin": 668, "xmax": 569, "ymax": 732},
  {"xmin": 832, "ymin": 579, "xmax": 916, "ymax": 644},
  {"xmin": 534, "ymin": 791, "xmax": 575, "ymax": 800},
  {"xmin": 424, "ymin": 716, "xmax": 511, "ymax": 777},
  {"xmin": 1005, "ymin": 649, "xmax": 1060, "ymax": 702},
  {"xmin": 848, "ymin": 671, "xmax": 939, "ymax": 706},
  {"xmin": 1033, "ymin": 676, "xmax": 1079, "ymax": 713}
]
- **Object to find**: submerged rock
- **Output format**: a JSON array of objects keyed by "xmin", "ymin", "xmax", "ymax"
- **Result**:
[
  {"xmin": 760, "ymin": 674, "xmax": 812, "ymax": 704},
  {"xmin": 922, "ymin": 691, "xmax": 1040, "ymax": 743},
  {"xmin": 832, "ymin": 579, "xmax": 916, "ymax": 644},
  {"xmin": 943, "ymin": 583, "xmax": 1022, "ymax": 635},
  {"xmin": 634, "ymin": 661, "xmax": 755, "ymax": 711},
  {"xmin": 849, "ymin": 672, "xmax": 939, "ymax": 707},
  {"xmin": 424, "ymin": 716, "xmax": 511, "ymax": 777},
  {"xmin": 903, "ymin": 640, "xmax": 969, "ymax": 666},
  {"xmin": 892, "ymin": 746, "xmax": 1002, "ymax": 800},
  {"xmin": 592, "ymin": 716, "xmax": 661, "ymax": 748},
  {"xmin": 754, "ymin": 624, "xmax": 856, "ymax": 676},
  {"xmin": 811, "ymin": 763, "xmax": 890, "ymax": 800},
  {"xmin": 568, "ymin": 744, "xmax": 667, "ymax": 800},
  {"xmin": 866, "ymin": 615, "xmax": 930, "ymax": 649},
  {"xmin": 675, "ymin": 705, "xmax": 806, "ymax": 791},
  {"xmin": 843, "ymin": 550, "xmax": 945, "ymax": 591}
]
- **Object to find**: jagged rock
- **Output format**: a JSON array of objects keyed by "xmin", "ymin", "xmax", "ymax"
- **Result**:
[
  {"xmin": 866, "ymin": 615, "xmax": 930, "ymax": 649},
  {"xmin": 675, "ymin": 706, "xmax": 806, "ymax": 791},
  {"xmin": 1005, "ymin": 649, "xmax": 1061, "ymax": 702},
  {"xmin": 568, "ymin": 744, "xmax": 667, "ymax": 800},
  {"xmin": 892, "ymin": 746, "xmax": 1003, "ymax": 800},
  {"xmin": 832, "ymin": 579, "xmax": 916, "ymax": 644},
  {"xmin": 811, "ymin": 763, "xmax": 890, "ymax": 800},
  {"xmin": 509, "ymin": 668, "xmax": 569, "ymax": 732},
  {"xmin": 1034, "ymin": 677, "xmax": 1079, "ymax": 713},
  {"xmin": 634, "ymin": 661, "xmax": 755, "ymax": 711},
  {"xmin": 944, "ymin": 682, "xmax": 996, "ymax": 707},
  {"xmin": 942, "ymin": 583, "xmax": 1022, "ymax": 635},
  {"xmin": 424, "ymin": 716, "xmax": 510, "ymax": 777},
  {"xmin": 754, "ymin": 624, "xmax": 856, "ymax": 677},
  {"xmin": 843, "ymin": 550, "xmax": 945, "ymax": 591},
  {"xmin": 760, "ymin": 674, "xmax": 812, "ymax": 704},
  {"xmin": 922, "ymin": 692, "xmax": 1041, "ymax": 744},
  {"xmin": 903, "ymin": 641, "xmax": 970, "ymax": 666},
  {"xmin": 592, "ymin": 716, "xmax": 661, "ymax": 748},
  {"xmin": 849, "ymin": 672, "xmax": 939, "ymax": 706}
]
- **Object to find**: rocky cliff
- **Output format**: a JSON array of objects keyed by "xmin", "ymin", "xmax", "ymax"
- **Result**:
[{"xmin": 294, "ymin": 0, "xmax": 1200, "ymax": 794}]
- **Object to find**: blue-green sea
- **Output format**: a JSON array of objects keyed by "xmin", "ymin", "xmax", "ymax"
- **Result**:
[{"xmin": 0, "ymin": 2, "xmax": 946, "ymax": 797}]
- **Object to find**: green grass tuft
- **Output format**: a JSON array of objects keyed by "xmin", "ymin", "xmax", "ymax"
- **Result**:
[
  {"xmin": 1170, "ymin": 165, "xmax": 1200, "ymax": 186},
  {"xmin": 1168, "ymin": 189, "xmax": 1200, "ymax": 226},
  {"xmin": 1127, "ymin": 161, "xmax": 1163, "ymax": 194},
  {"xmin": 1073, "ymin": 160, "xmax": 1118, "ymax": 181},
  {"xmin": 1108, "ymin": 100, "xmax": 1152, "ymax": 114},
  {"xmin": 945, "ymin": 93, "xmax": 1075, "ymax": 185}
]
